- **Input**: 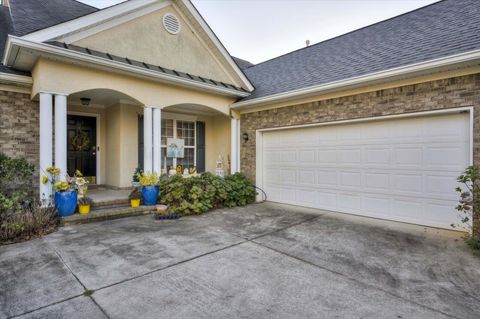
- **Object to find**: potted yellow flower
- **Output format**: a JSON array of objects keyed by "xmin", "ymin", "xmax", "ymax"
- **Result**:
[
  {"xmin": 129, "ymin": 187, "xmax": 142, "ymax": 208},
  {"xmin": 43, "ymin": 167, "xmax": 88, "ymax": 217},
  {"xmin": 78, "ymin": 197, "xmax": 93, "ymax": 214},
  {"xmin": 139, "ymin": 172, "xmax": 159, "ymax": 206}
]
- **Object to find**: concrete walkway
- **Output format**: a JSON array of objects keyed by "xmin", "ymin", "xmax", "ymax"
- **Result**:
[{"xmin": 1, "ymin": 203, "xmax": 479, "ymax": 319}]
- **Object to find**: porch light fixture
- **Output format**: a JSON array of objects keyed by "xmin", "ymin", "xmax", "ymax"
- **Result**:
[
  {"xmin": 242, "ymin": 132, "xmax": 249, "ymax": 143},
  {"xmin": 80, "ymin": 97, "xmax": 91, "ymax": 106}
]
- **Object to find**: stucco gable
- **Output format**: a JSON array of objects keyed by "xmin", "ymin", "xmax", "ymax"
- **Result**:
[{"xmin": 70, "ymin": 5, "xmax": 238, "ymax": 87}]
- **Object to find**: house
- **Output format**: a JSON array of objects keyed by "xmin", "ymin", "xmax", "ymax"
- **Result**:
[{"xmin": 1, "ymin": 0, "xmax": 479, "ymax": 230}]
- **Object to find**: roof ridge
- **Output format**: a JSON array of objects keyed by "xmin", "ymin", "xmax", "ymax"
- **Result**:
[{"xmin": 248, "ymin": 0, "xmax": 446, "ymax": 69}]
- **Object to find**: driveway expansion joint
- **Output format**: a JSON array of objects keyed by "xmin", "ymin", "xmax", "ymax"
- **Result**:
[{"xmin": 50, "ymin": 242, "xmax": 112, "ymax": 319}]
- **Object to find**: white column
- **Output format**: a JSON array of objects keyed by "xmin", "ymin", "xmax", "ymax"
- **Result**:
[
  {"xmin": 54, "ymin": 94, "xmax": 68, "ymax": 180},
  {"xmin": 143, "ymin": 107, "xmax": 153, "ymax": 173},
  {"xmin": 39, "ymin": 93, "xmax": 53, "ymax": 201},
  {"xmin": 230, "ymin": 118, "xmax": 239, "ymax": 174},
  {"xmin": 153, "ymin": 107, "xmax": 162, "ymax": 175}
]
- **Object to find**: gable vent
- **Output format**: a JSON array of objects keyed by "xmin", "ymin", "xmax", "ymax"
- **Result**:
[{"xmin": 163, "ymin": 13, "xmax": 181, "ymax": 35}]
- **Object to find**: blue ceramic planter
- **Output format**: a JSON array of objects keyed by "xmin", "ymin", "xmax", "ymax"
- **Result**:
[
  {"xmin": 55, "ymin": 191, "xmax": 78, "ymax": 217},
  {"xmin": 142, "ymin": 186, "xmax": 159, "ymax": 206}
]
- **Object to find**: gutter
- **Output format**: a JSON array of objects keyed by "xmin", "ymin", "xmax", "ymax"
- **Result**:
[
  {"xmin": 3, "ymin": 36, "xmax": 250, "ymax": 98},
  {"xmin": 232, "ymin": 49, "xmax": 480, "ymax": 110},
  {"xmin": 0, "ymin": 72, "xmax": 32, "ymax": 86}
]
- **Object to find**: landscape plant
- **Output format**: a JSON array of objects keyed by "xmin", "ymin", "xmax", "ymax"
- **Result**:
[
  {"xmin": 129, "ymin": 187, "xmax": 142, "ymax": 208},
  {"xmin": 0, "ymin": 153, "xmax": 35, "ymax": 213},
  {"xmin": 139, "ymin": 172, "xmax": 159, "ymax": 186},
  {"xmin": 159, "ymin": 172, "xmax": 256, "ymax": 216},
  {"xmin": 0, "ymin": 153, "xmax": 58, "ymax": 244},
  {"xmin": 455, "ymin": 166, "xmax": 480, "ymax": 250},
  {"xmin": 78, "ymin": 197, "xmax": 93, "ymax": 215}
]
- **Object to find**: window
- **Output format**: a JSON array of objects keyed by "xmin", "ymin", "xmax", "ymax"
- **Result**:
[{"xmin": 161, "ymin": 119, "xmax": 196, "ymax": 171}]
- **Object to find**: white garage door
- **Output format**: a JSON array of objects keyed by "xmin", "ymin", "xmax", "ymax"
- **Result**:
[{"xmin": 260, "ymin": 113, "xmax": 470, "ymax": 229}]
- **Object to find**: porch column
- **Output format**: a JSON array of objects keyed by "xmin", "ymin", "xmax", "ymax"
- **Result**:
[
  {"xmin": 230, "ymin": 118, "xmax": 240, "ymax": 174},
  {"xmin": 143, "ymin": 106, "xmax": 153, "ymax": 173},
  {"xmin": 54, "ymin": 94, "xmax": 68, "ymax": 180},
  {"xmin": 153, "ymin": 107, "xmax": 162, "ymax": 175},
  {"xmin": 39, "ymin": 92, "xmax": 53, "ymax": 201}
]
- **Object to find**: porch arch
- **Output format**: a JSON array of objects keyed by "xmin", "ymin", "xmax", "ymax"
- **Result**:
[{"xmin": 31, "ymin": 58, "xmax": 235, "ymax": 115}]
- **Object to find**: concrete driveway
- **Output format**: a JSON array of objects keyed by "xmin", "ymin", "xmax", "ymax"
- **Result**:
[{"xmin": 1, "ymin": 203, "xmax": 479, "ymax": 319}]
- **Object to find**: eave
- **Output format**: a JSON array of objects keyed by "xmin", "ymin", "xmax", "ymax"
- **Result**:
[{"xmin": 3, "ymin": 36, "xmax": 250, "ymax": 98}]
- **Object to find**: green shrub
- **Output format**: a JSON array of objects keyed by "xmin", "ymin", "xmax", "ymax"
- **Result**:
[
  {"xmin": 0, "ymin": 153, "xmax": 35, "ymax": 214},
  {"xmin": 455, "ymin": 166, "xmax": 480, "ymax": 250},
  {"xmin": 0, "ymin": 154, "xmax": 59, "ymax": 245},
  {"xmin": 159, "ymin": 172, "xmax": 256, "ymax": 216}
]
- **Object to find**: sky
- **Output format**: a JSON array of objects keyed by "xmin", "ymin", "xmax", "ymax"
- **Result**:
[{"xmin": 78, "ymin": 0, "xmax": 441, "ymax": 64}]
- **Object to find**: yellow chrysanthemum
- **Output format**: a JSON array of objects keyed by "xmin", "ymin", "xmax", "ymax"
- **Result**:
[
  {"xmin": 42, "ymin": 176, "xmax": 48, "ymax": 184},
  {"xmin": 75, "ymin": 170, "xmax": 83, "ymax": 177},
  {"xmin": 54, "ymin": 181, "xmax": 69, "ymax": 192}
]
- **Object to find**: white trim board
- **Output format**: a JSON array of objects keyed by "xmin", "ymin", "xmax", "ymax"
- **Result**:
[
  {"xmin": 67, "ymin": 111, "xmax": 102, "ymax": 185},
  {"xmin": 255, "ymin": 107, "xmax": 474, "ymax": 201}
]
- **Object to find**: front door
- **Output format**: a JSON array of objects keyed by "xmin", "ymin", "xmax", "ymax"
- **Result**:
[{"xmin": 67, "ymin": 115, "xmax": 97, "ymax": 183}]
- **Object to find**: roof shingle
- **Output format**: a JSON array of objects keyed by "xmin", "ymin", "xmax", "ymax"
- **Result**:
[
  {"xmin": 8, "ymin": 0, "xmax": 98, "ymax": 36},
  {"xmin": 242, "ymin": 0, "xmax": 480, "ymax": 101}
]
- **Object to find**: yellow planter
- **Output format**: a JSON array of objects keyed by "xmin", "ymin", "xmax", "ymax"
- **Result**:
[
  {"xmin": 79, "ymin": 204, "xmax": 91, "ymax": 215},
  {"xmin": 130, "ymin": 199, "xmax": 141, "ymax": 208}
]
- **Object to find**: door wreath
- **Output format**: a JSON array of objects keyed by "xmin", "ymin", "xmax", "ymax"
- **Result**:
[{"xmin": 71, "ymin": 127, "xmax": 90, "ymax": 151}]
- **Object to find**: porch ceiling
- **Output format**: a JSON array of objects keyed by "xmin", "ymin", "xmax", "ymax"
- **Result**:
[{"xmin": 68, "ymin": 89, "xmax": 141, "ymax": 107}]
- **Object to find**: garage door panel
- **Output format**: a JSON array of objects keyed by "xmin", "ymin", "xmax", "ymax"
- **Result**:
[
  {"xmin": 316, "ymin": 191, "xmax": 337, "ymax": 208},
  {"xmin": 365, "ymin": 172, "xmax": 389, "ymax": 189},
  {"xmin": 425, "ymin": 144, "xmax": 469, "ymax": 168},
  {"xmin": 391, "ymin": 173, "xmax": 423, "ymax": 192},
  {"xmin": 298, "ymin": 150, "xmax": 316, "ymax": 163},
  {"xmin": 317, "ymin": 149, "xmax": 337, "ymax": 163},
  {"xmin": 317, "ymin": 170, "xmax": 338, "ymax": 186},
  {"xmin": 339, "ymin": 171, "xmax": 362, "ymax": 187},
  {"xmin": 393, "ymin": 147, "xmax": 423, "ymax": 167},
  {"xmin": 425, "ymin": 173, "xmax": 461, "ymax": 198},
  {"xmin": 261, "ymin": 113, "xmax": 469, "ymax": 229},
  {"xmin": 298, "ymin": 170, "xmax": 316, "ymax": 185},
  {"xmin": 338, "ymin": 193, "xmax": 362, "ymax": 211},
  {"xmin": 339, "ymin": 149, "xmax": 362, "ymax": 164},
  {"xmin": 364, "ymin": 148, "xmax": 390, "ymax": 164}
]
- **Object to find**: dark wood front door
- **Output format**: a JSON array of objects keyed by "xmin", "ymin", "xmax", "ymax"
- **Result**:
[{"xmin": 67, "ymin": 115, "xmax": 97, "ymax": 182}]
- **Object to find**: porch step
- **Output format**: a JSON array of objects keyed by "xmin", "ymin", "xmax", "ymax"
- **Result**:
[
  {"xmin": 91, "ymin": 198, "xmax": 130, "ymax": 208},
  {"xmin": 61, "ymin": 205, "xmax": 155, "ymax": 226}
]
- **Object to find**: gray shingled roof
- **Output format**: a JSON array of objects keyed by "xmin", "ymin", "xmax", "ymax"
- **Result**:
[
  {"xmin": 0, "ymin": 5, "xmax": 29, "ymax": 76},
  {"xmin": 1, "ymin": 0, "xmax": 97, "ymax": 76},
  {"xmin": 242, "ymin": 0, "xmax": 480, "ymax": 101},
  {"xmin": 232, "ymin": 57, "xmax": 254, "ymax": 71},
  {"xmin": 8, "ymin": 0, "xmax": 98, "ymax": 36},
  {"xmin": 46, "ymin": 41, "xmax": 248, "ymax": 94}
]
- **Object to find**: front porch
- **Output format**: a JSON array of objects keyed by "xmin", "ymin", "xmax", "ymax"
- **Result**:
[
  {"xmin": 37, "ymin": 86, "xmax": 240, "ymax": 199},
  {"xmin": 28, "ymin": 55, "xmax": 244, "ymax": 200}
]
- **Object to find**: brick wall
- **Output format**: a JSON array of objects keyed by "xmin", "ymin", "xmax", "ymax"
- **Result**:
[
  {"xmin": 0, "ymin": 90, "xmax": 39, "ymax": 191},
  {"xmin": 240, "ymin": 74, "xmax": 480, "ymax": 181}
]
